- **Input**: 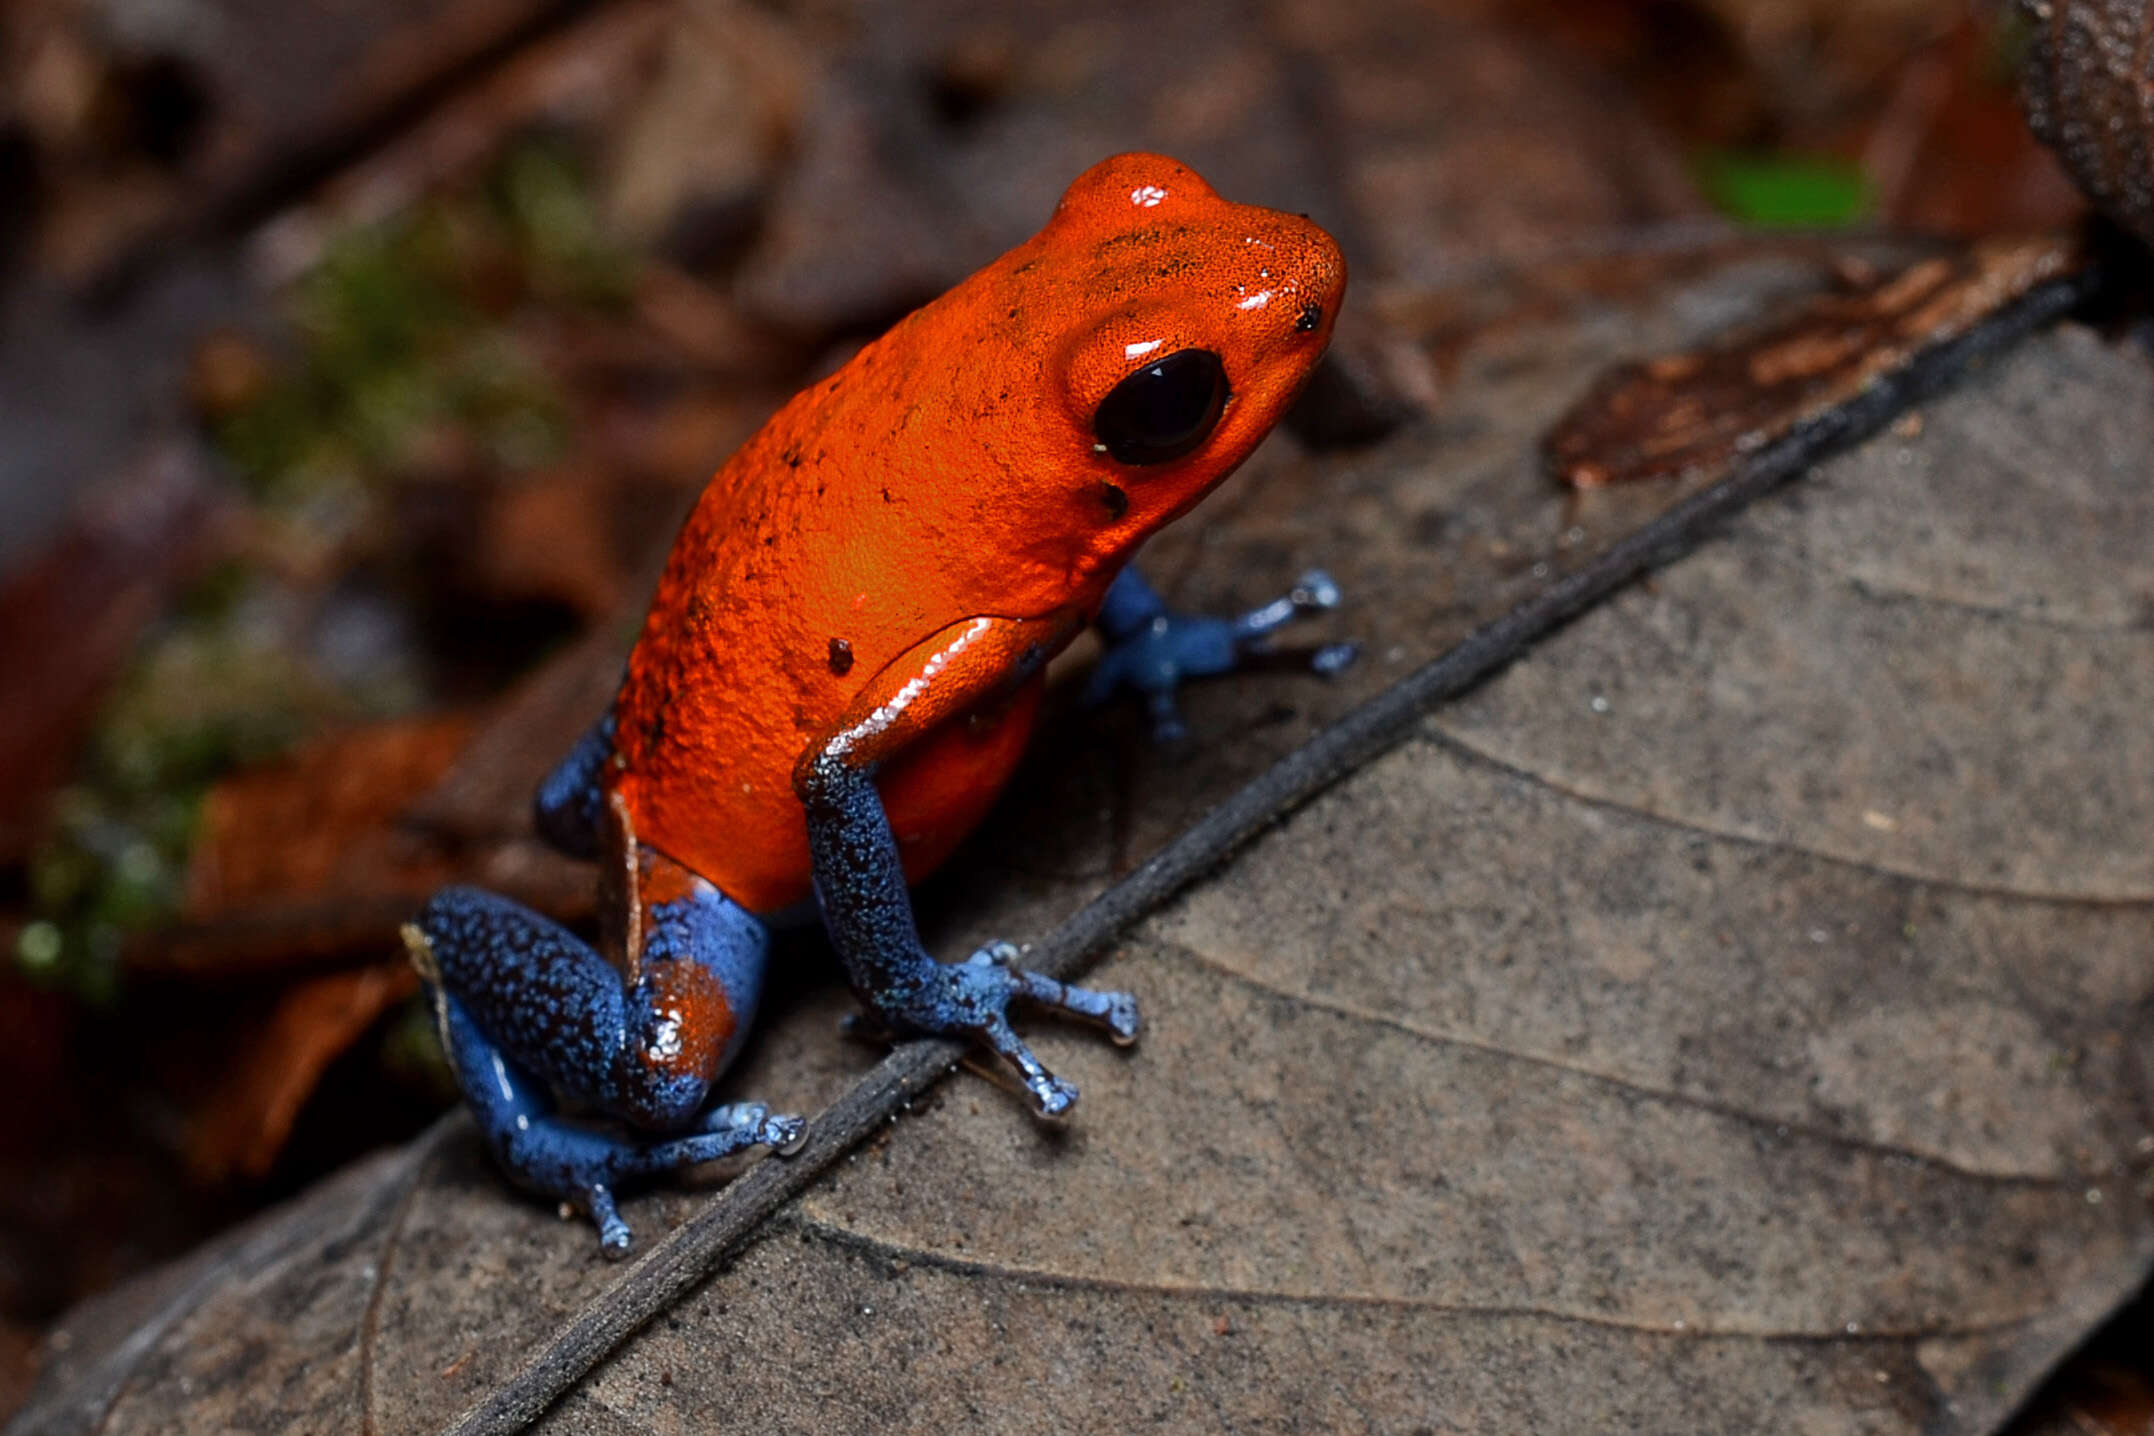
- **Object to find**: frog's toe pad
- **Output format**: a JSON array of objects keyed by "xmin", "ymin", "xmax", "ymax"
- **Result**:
[
  {"xmin": 1099, "ymin": 991, "xmax": 1142, "ymax": 1046},
  {"xmin": 1028, "ymin": 1071, "xmax": 1080, "ymax": 1120},
  {"xmin": 583, "ymin": 1185, "xmax": 633, "ymax": 1259},
  {"xmin": 766, "ymin": 1113, "xmax": 811, "ymax": 1155},
  {"xmin": 702, "ymin": 1101, "xmax": 809, "ymax": 1155},
  {"xmin": 1311, "ymin": 639, "xmax": 1360, "ymax": 676},
  {"xmin": 1290, "ymin": 568, "xmax": 1343, "ymax": 611}
]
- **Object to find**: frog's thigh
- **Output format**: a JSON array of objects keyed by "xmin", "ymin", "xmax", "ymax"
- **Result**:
[
  {"xmin": 411, "ymin": 880, "xmax": 795, "ymax": 1256},
  {"xmin": 415, "ymin": 874, "xmax": 771, "ymax": 1131}
]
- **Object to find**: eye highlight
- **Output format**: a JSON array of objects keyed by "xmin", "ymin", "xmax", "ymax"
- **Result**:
[{"xmin": 1092, "ymin": 348, "xmax": 1229, "ymax": 466}]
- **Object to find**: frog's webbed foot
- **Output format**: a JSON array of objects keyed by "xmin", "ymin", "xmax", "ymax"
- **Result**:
[
  {"xmin": 556, "ymin": 1105, "xmax": 807, "ymax": 1258},
  {"xmin": 862, "ymin": 940, "xmax": 1140, "ymax": 1118},
  {"xmin": 408, "ymin": 886, "xmax": 807, "ymax": 1258},
  {"xmin": 1087, "ymin": 566, "xmax": 1360, "ymax": 744},
  {"xmin": 421, "ymin": 980, "xmax": 808, "ymax": 1258}
]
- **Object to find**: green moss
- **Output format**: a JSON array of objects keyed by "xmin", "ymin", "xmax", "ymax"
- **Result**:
[
  {"xmin": 24, "ymin": 138, "xmax": 634, "ymax": 996},
  {"xmin": 216, "ymin": 137, "xmax": 627, "ymax": 503},
  {"xmin": 1698, "ymin": 151, "xmax": 1872, "ymax": 229},
  {"xmin": 22, "ymin": 605, "xmax": 356, "ymax": 997}
]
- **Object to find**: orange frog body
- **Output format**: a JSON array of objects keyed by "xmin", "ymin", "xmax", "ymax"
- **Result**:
[{"xmin": 407, "ymin": 154, "xmax": 1348, "ymax": 1256}]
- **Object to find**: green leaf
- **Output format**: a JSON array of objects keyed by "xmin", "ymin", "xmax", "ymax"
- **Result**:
[{"xmin": 1698, "ymin": 151, "xmax": 1871, "ymax": 228}]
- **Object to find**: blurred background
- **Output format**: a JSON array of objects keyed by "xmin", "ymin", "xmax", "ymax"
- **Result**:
[{"xmin": 0, "ymin": 0, "xmax": 2136, "ymax": 1422}]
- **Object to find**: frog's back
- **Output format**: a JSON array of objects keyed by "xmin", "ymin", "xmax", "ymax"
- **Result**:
[
  {"xmin": 608, "ymin": 152, "xmax": 1345, "ymax": 912},
  {"xmin": 607, "ymin": 328, "xmax": 1051, "ymax": 913}
]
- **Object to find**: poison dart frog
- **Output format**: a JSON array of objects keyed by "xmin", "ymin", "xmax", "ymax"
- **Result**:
[{"xmin": 403, "ymin": 153, "xmax": 1350, "ymax": 1255}]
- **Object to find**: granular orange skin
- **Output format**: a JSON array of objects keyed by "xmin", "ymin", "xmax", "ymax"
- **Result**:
[{"xmin": 610, "ymin": 154, "xmax": 1345, "ymax": 914}]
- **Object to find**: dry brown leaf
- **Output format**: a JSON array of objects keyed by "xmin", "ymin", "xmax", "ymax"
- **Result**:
[
  {"xmin": 2017, "ymin": 0, "xmax": 2154, "ymax": 253},
  {"xmin": 16, "ymin": 245, "xmax": 2145, "ymax": 1436},
  {"xmin": 0, "ymin": 443, "xmax": 224, "ymax": 862},
  {"xmin": 184, "ymin": 713, "xmax": 478, "ymax": 925},
  {"xmin": 248, "ymin": 1, "xmax": 672, "ymax": 283},
  {"xmin": 37, "ymin": 0, "xmax": 622, "ymax": 288},
  {"xmin": 2016, "ymin": 1359, "xmax": 2154, "ymax": 1436},
  {"xmin": 184, "ymin": 964, "xmax": 420, "ymax": 1185},
  {"xmin": 729, "ymin": 0, "xmax": 1703, "ymax": 334},
  {"xmin": 120, "ymin": 714, "xmax": 480, "ymax": 985},
  {"xmin": 1546, "ymin": 234, "xmax": 2086, "ymax": 488},
  {"xmin": 473, "ymin": 469, "xmax": 629, "ymax": 621}
]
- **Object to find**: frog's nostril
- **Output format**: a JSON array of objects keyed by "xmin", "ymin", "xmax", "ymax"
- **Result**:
[{"xmin": 1295, "ymin": 301, "xmax": 1324, "ymax": 333}]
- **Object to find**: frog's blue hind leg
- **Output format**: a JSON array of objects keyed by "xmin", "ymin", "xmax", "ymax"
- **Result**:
[
  {"xmin": 1086, "ymin": 566, "xmax": 1359, "ymax": 743},
  {"xmin": 405, "ymin": 881, "xmax": 805, "ymax": 1257},
  {"xmin": 533, "ymin": 713, "xmax": 616, "ymax": 859}
]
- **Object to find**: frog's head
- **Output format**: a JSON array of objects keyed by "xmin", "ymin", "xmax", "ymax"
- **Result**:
[{"xmin": 964, "ymin": 153, "xmax": 1346, "ymax": 566}]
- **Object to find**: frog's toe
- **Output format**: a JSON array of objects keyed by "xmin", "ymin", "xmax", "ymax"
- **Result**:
[
  {"xmin": 769, "ymin": 1115, "xmax": 811, "ymax": 1155},
  {"xmin": 1146, "ymin": 691, "xmax": 1190, "ymax": 746},
  {"xmin": 1100, "ymin": 992, "xmax": 1142, "ymax": 1046},
  {"xmin": 1231, "ymin": 567, "xmax": 1345, "ymax": 640},
  {"xmin": 585, "ymin": 1184, "xmax": 633, "ymax": 1259},
  {"xmin": 1311, "ymin": 639, "xmax": 1360, "ymax": 676},
  {"xmin": 1295, "ymin": 568, "xmax": 1342, "ymax": 610},
  {"xmin": 701, "ymin": 1101, "xmax": 809, "ymax": 1155},
  {"xmin": 1025, "ymin": 1069, "xmax": 1081, "ymax": 1121},
  {"xmin": 1012, "ymin": 965, "xmax": 1142, "ymax": 1045},
  {"xmin": 978, "ymin": 1017, "xmax": 1082, "ymax": 1120},
  {"xmin": 738, "ymin": 1107, "xmax": 809, "ymax": 1156},
  {"xmin": 860, "ymin": 943, "xmax": 1137, "ymax": 1118}
]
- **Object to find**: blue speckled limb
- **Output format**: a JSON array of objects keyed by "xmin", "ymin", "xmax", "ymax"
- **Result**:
[
  {"xmin": 1086, "ymin": 566, "xmax": 1359, "ymax": 742},
  {"xmin": 798, "ymin": 753, "xmax": 1139, "ymax": 1117},
  {"xmin": 408, "ymin": 883, "xmax": 805, "ymax": 1257},
  {"xmin": 533, "ymin": 713, "xmax": 616, "ymax": 860}
]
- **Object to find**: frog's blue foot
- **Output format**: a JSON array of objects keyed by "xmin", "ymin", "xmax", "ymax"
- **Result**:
[
  {"xmin": 405, "ymin": 885, "xmax": 805, "ymax": 1257},
  {"xmin": 856, "ymin": 939, "xmax": 1140, "ymax": 1117},
  {"xmin": 1088, "ymin": 566, "xmax": 1359, "ymax": 743},
  {"xmin": 802, "ymin": 751, "xmax": 1141, "ymax": 1122}
]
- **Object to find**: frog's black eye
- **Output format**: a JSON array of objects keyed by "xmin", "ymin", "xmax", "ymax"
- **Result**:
[{"xmin": 1093, "ymin": 348, "xmax": 1229, "ymax": 466}]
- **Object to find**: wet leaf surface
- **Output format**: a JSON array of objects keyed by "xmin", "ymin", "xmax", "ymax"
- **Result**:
[{"xmin": 16, "ymin": 244, "xmax": 2150, "ymax": 1434}]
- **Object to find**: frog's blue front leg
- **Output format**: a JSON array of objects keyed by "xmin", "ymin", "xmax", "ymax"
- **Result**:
[
  {"xmin": 405, "ymin": 879, "xmax": 804, "ymax": 1257},
  {"xmin": 1086, "ymin": 566, "xmax": 1358, "ymax": 742},
  {"xmin": 798, "ymin": 752, "xmax": 1139, "ymax": 1116}
]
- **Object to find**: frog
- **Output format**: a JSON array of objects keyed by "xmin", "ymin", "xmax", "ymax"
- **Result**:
[{"xmin": 403, "ymin": 152, "xmax": 1350, "ymax": 1256}]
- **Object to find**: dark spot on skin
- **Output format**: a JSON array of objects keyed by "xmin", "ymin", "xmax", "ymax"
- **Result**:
[
  {"xmin": 1296, "ymin": 301, "xmax": 1323, "ymax": 332},
  {"xmin": 881, "ymin": 486, "xmax": 896, "ymax": 503},
  {"xmin": 828, "ymin": 638, "xmax": 854, "ymax": 675},
  {"xmin": 782, "ymin": 445, "xmax": 803, "ymax": 468},
  {"xmin": 1097, "ymin": 229, "xmax": 1166, "ymax": 257},
  {"xmin": 1099, "ymin": 481, "xmax": 1129, "ymax": 519}
]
